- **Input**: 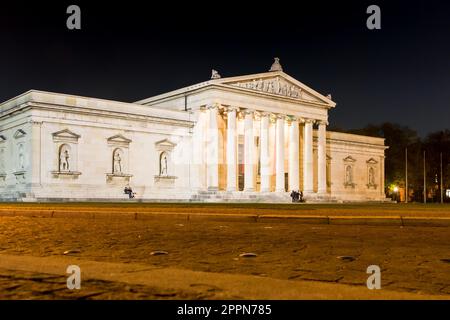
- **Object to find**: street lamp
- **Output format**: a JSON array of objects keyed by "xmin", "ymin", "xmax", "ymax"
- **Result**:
[{"xmin": 393, "ymin": 186, "xmax": 399, "ymax": 202}]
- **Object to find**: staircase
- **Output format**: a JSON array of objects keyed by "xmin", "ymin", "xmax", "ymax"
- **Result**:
[{"xmin": 190, "ymin": 190, "xmax": 292, "ymax": 203}]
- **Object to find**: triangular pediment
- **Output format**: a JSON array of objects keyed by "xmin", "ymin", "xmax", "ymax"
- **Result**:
[
  {"xmin": 13, "ymin": 129, "xmax": 27, "ymax": 139},
  {"xmin": 366, "ymin": 158, "xmax": 378, "ymax": 164},
  {"xmin": 52, "ymin": 129, "xmax": 80, "ymax": 139},
  {"xmin": 214, "ymin": 71, "xmax": 336, "ymax": 108},
  {"xmin": 107, "ymin": 134, "xmax": 132, "ymax": 144},
  {"xmin": 343, "ymin": 155, "xmax": 357, "ymax": 163},
  {"xmin": 155, "ymin": 139, "xmax": 176, "ymax": 152},
  {"xmin": 155, "ymin": 139, "xmax": 176, "ymax": 147}
]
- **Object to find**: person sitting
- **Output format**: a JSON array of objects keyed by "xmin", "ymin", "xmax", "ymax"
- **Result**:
[
  {"xmin": 290, "ymin": 190, "xmax": 299, "ymax": 203},
  {"xmin": 124, "ymin": 186, "xmax": 135, "ymax": 199},
  {"xmin": 128, "ymin": 187, "xmax": 134, "ymax": 199}
]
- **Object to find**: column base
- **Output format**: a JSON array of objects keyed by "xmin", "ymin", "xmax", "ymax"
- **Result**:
[
  {"xmin": 244, "ymin": 188, "xmax": 255, "ymax": 192},
  {"xmin": 226, "ymin": 187, "xmax": 237, "ymax": 192},
  {"xmin": 207, "ymin": 187, "xmax": 219, "ymax": 192},
  {"xmin": 260, "ymin": 188, "xmax": 270, "ymax": 193}
]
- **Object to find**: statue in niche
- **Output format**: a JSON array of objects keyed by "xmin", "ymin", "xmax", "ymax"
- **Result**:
[
  {"xmin": 160, "ymin": 152, "xmax": 168, "ymax": 176},
  {"xmin": 18, "ymin": 144, "xmax": 25, "ymax": 170},
  {"xmin": 368, "ymin": 167, "xmax": 375, "ymax": 186},
  {"xmin": 0, "ymin": 149, "xmax": 4, "ymax": 172},
  {"xmin": 59, "ymin": 145, "xmax": 70, "ymax": 171},
  {"xmin": 113, "ymin": 149, "xmax": 122, "ymax": 174},
  {"xmin": 345, "ymin": 165, "xmax": 353, "ymax": 185}
]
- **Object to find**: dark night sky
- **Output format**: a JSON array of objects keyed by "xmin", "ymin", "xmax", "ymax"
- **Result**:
[{"xmin": 0, "ymin": 1, "xmax": 449, "ymax": 136}]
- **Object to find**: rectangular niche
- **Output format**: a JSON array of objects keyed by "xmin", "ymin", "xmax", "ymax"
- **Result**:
[{"xmin": 106, "ymin": 134, "xmax": 132, "ymax": 183}]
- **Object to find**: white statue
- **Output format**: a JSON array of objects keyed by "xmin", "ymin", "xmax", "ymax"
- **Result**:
[
  {"xmin": 211, "ymin": 69, "xmax": 221, "ymax": 79},
  {"xmin": 160, "ymin": 153, "xmax": 168, "ymax": 176},
  {"xmin": 345, "ymin": 165, "xmax": 353, "ymax": 184},
  {"xmin": 0, "ymin": 149, "xmax": 4, "ymax": 172},
  {"xmin": 256, "ymin": 79, "xmax": 263, "ymax": 90},
  {"xmin": 59, "ymin": 145, "xmax": 70, "ymax": 171},
  {"xmin": 269, "ymin": 57, "xmax": 283, "ymax": 72},
  {"xmin": 368, "ymin": 167, "xmax": 375, "ymax": 185},
  {"xmin": 18, "ymin": 145, "xmax": 25, "ymax": 170},
  {"xmin": 113, "ymin": 150, "xmax": 122, "ymax": 173}
]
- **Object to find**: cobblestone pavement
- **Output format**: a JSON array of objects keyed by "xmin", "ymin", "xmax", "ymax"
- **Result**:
[
  {"xmin": 0, "ymin": 214, "xmax": 449, "ymax": 299},
  {"xmin": 0, "ymin": 268, "xmax": 206, "ymax": 299}
]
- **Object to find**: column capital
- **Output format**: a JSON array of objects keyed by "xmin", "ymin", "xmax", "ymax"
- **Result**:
[
  {"xmin": 206, "ymin": 103, "xmax": 221, "ymax": 110},
  {"xmin": 259, "ymin": 111, "xmax": 272, "ymax": 118},
  {"xmin": 303, "ymin": 118, "xmax": 315, "ymax": 124},
  {"xmin": 317, "ymin": 120, "xmax": 329, "ymax": 126},
  {"xmin": 242, "ymin": 109, "xmax": 256, "ymax": 116},
  {"xmin": 275, "ymin": 114, "xmax": 286, "ymax": 120},
  {"xmin": 286, "ymin": 115, "xmax": 299, "ymax": 123},
  {"xmin": 225, "ymin": 106, "xmax": 240, "ymax": 113}
]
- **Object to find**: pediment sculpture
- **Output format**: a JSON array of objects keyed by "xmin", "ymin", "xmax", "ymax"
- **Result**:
[{"xmin": 230, "ymin": 76, "xmax": 303, "ymax": 99}]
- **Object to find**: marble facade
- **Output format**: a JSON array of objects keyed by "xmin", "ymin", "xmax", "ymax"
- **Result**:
[{"xmin": 0, "ymin": 59, "xmax": 388, "ymax": 202}]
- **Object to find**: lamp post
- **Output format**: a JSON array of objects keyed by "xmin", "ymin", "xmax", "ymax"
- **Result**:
[
  {"xmin": 423, "ymin": 151, "xmax": 426, "ymax": 204},
  {"xmin": 405, "ymin": 147, "xmax": 408, "ymax": 204},
  {"xmin": 441, "ymin": 152, "xmax": 444, "ymax": 204},
  {"xmin": 393, "ymin": 186, "xmax": 399, "ymax": 203}
]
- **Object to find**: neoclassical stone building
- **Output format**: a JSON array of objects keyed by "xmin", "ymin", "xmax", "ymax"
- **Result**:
[{"xmin": 0, "ymin": 59, "xmax": 387, "ymax": 202}]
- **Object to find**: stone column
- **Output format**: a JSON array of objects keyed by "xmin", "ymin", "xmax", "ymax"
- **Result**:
[
  {"xmin": 226, "ymin": 107, "xmax": 238, "ymax": 191},
  {"xmin": 30, "ymin": 120, "xmax": 43, "ymax": 186},
  {"xmin": 206, "ymin": 104, "xmax": 219, "ymax": 191},
  {"xmin": 288, "ymin": 117, "xmax": 299, "ymax": 191},
  {"xmin": 260, "ymin": 112, "xmax": 271, "ymax": 192},
  {"xmin": 275, "ymin": 115, "xmax": 285, "ymax": 192},
  {"xmin": 244, "ymin": 110, "xmax": 255, "ymax": 192},
  {"xmin": 317, "ymin": 121, "xmax": 327, "ymax": 194},
  {"xmin": 381, "ymin": 156, "xmax": 385, "ymax": 197},
  {"xmin": 192, "ymin": 110, "xmax": 207, "ymax": 190},
  {"xmin": 303, "ymin": 119, "xmax": 314, "ymax": 193}
]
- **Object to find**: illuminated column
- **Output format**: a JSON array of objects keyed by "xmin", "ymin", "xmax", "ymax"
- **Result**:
[
  {"xmin": 317, "ymin": 121, "xmax": 327, "ymax": 194},
  {"xmin": 192, "ymin": 109, "xmax": 207, "ymax": 189},
  {"xmin": 244, "ymin": 110, "xmax": 255, "ymax": 192},
  {"xmin": 275, "ymin": 115, "xmax": 285, "ymax": 192},
  {"xmin": 303, "ymin": 119, "xmax": 314, "ymax": 193},
  {"xmin": 288, "ymin": 117, "xmax": 299, "ymax": 191},
  {"xmin": 206, "ymin": 104, "xmax": 219, "ymax": 191},
  {"xmin": 260, "ymin": 112, "xmax": 271, "ymax": 192},
  {"xmin": 381, "ymin": 156, "xmax": 385, "ymax": 197},
  {"xmin": 226, "ymin": 107, "xmax": 238, "ymax": 191}
]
